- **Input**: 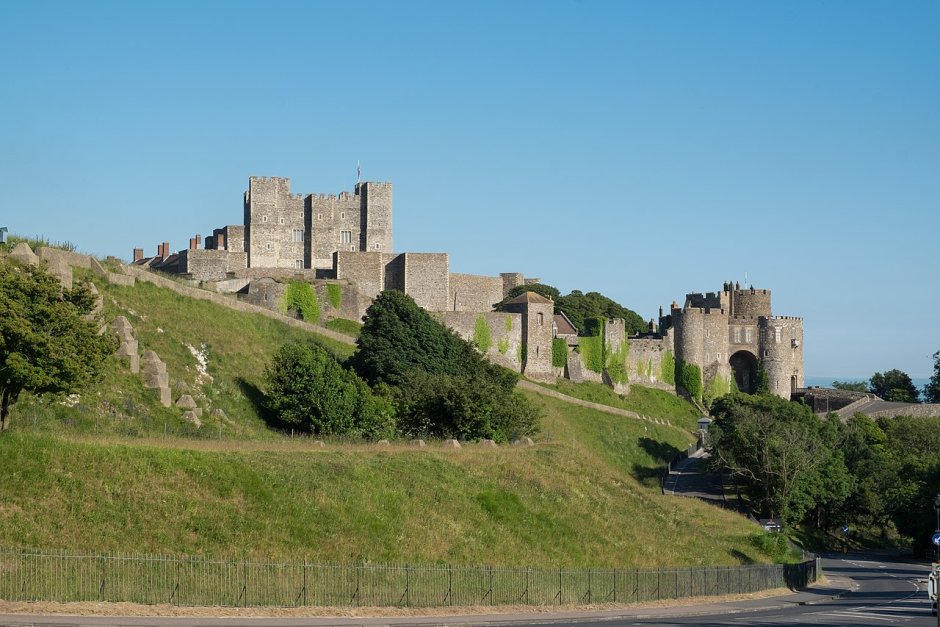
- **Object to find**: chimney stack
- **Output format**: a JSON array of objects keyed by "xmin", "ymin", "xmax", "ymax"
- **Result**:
[
  {"xmin": 133, "ymin": 248, "xmax": 143, "ymax": 262},
  {"xmin": 217, "ymin": 234, "xmax": 225, "ymax": 250},
  {"xmin": 163, "ymin": 241, "xmax": 170, "ymax": 258},
  {"xmin": 195, "ymin": 234, "xmax": 202, "ymax": 249}
]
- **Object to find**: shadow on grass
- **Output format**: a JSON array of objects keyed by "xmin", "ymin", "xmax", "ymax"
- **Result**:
[
  {"xmin": 730, "ymin": 548, "xmax": 756, "ymax": 564},
  {"xmin": 235, "ymin": 377, "xmax": 288, "ymax": 432},
  {"xmin": 638, "ymin": 436, "xmax": 682, "ymax": 462},
  {"xmin": 632, "ymin": 437, "xmax": 683, "ymax": 488}
]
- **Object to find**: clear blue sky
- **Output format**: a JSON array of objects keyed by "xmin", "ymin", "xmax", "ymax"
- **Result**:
[{"xmin": 2, "ymin": 1, "xmax": 938, "ymax": 379}]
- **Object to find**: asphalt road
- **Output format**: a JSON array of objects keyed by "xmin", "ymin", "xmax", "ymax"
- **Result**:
[{"xmin": 0, "ymin": 553, "xmax": 932, "ymax": 627}]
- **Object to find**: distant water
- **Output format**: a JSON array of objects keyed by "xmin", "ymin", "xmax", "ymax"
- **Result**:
[{"xmin": 805, "ymin": 375, "xmax": 930, "ymax": 389}]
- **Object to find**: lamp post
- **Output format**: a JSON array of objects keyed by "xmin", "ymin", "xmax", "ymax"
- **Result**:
[{"xmin": 934, "ymin": 493, "xmax": 940, "ymax": 533}]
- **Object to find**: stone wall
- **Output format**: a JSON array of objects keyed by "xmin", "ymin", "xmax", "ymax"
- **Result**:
[
  {"xmin": 731, "ymin": 288, "xmax": 772, "ymax": 318},
  {"xmin": 627, "ymin": 337, "xmax": 673, "ymax": 389},
  {"xmin": 449, "ymin": 273, "xmax": 505, "ymax": 312},
  {"xmin": 401, "ymin": 253, "xmax": 449, "ymax": 312},
  {"xmin": 436, "ymin": 311, "xmax": 523, "ymax": 371},
  {"xmin": 178, "ymin": 249, "xmax": 248, "ymax": 282},
  {"xmin": 308, "ymin": 189, "xmax": 362, "ymax": 269},
  {"xmin": 335, "ymin": 251, "xmax": 387, "ymax": 300}
]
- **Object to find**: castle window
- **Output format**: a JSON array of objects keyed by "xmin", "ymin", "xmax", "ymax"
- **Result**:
[
  {"xmin": 774, "ymin": 327, "xmax": 782, "ymax": 343},
  {"xmin": 705, "ymin": 328, "xmax": 710, "ymax": 338},
  {"xmin": 732, "ymin": 327, "xmax": 741, "ymax": 343},
  {"xmin": 716, "ymin": 353, "xmax": 721, "ymax": 361},
  {"xmin": 292, "ymin": 229, "xmax": 303, "ymax": 242},
  {"xmin": 374, "ymin": 243, "xmax": 380, "ymax": 249},
  {"xmin": 349, "ymin": 245, "xmax": 355, "ymax": 251},
  {"xmin": 537, "ymin": 312, "xmax": 544, "ymax": 326},
  {"xmin": 262, "ymin": 215, "xmax": 268, "ymax": 223},
  {"xmin": 317, "ymin": 213, "xmax": 322, "ymax": 220},
  {"xmin": 294, "ymin": 259, "xmax": 303, "ymax": 269},
  {"xmin": 340, "ymin": 230, "xmax": 352, "ymax": 244},
  {"xmin": 341, "ymin": 212, "xmax": 346, "ymax": 219},
  {"xmin": 265, "ymin": 243, "xmax": 272, "ymax": 251},
  {"xmin": 745, "ymin": 328, "xmax": 753, "ymax": 343},
  {"xmin": 278, "ymin": 217, "xmax": 284, "ymax": 224}
]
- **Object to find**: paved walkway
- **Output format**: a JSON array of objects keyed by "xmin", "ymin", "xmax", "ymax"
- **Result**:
[{"xmin": 0, "ymin": 581, "xmax": 851, "ymax": 626}]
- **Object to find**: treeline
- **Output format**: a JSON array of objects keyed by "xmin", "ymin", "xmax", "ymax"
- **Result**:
[
  {"xmin": 833, "ymin": 364, "xmax": 940, "ymax": 404},
  {"xmin": 496, "ymin": 283, "xmax": 648, "ymax": 336},
  {"xmin": 709, "ymin": 392, "xmax": 940, "ymax": 549},
  {"xmin": 264, "ymin": 291, "xmax": 540, "ymax": 443}
]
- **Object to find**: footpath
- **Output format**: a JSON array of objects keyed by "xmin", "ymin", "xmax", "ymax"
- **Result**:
[{"xmin": 0, "ymin": 581, "xmax": 852, "ymax": 626}]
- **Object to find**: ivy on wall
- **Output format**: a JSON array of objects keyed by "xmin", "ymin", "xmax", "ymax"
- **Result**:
[
  {"xmin": 327, "ymin": 284, "xmax": 343, "ymax": 310},
  {"xmin": 552, "ymin": 338, "xmax": 568, "ymax": 368},
  {"xmin": 279, "ymin": 281, "xmax": 321, "ymax": 323},
  {"xmin": 704, "ymin": 373, "xmax": 731, "ymax": 407},
  {"xmin": 473, "ymin": 316, "xmax": 493, "ymax": 353},
  {"xmin": 579, "ymin": 336, "xmax": 604, "ymax": 373},
  {"xmin": 504, "ymin": 315, "xmax": 513, "ymax": 332},
  {"xmin": 605, "ymin": 337, "xmax": 630, "ymax": 384},
  {"xmin": 678, "ymin": 361, "xmax": 703, "ymax": 404},
  {"xmin": 498, "ymin": 338, "xmax": 510, "ymax": 355},
  {"xmin": 661, "ymin": 350, "xmax": 676, "ymax": 386}
]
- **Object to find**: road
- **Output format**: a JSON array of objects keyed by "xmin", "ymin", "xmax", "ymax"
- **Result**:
[{"xmin": 0, "ymin": 553, "xmax": 932, "ymax": 627}]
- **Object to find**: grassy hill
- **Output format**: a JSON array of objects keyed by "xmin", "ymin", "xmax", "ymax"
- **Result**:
[{"xmin": 0, "ymin": 269, "xmax": 783, "ymax": 568}]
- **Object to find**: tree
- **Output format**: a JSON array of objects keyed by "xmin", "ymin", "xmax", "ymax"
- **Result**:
[
  {"xmin": 924, "ymin": 351, "xmax": 940, "ymax": 404},
  {"xmin": 832, "ymin": 380, "xmax": 868, "ymax": 393},
  {"xmin": 0, "ymin": 258, "xmax": 116, "ymax": 429},
  {"xmin": 349, "ymin": 290, "xmax": 487, "ymax": 386},
  {"xmin": 264, "ymin": 341, "xmax": 393, "ymax": 438},
  {"xmin": 870, "ymin": 369, "xmax": 920, "ymax": 403},
  {"xmin": 350, "ymin": 290, "xmax": 541, "ymax": 441},
  {"xmin": 496, "ymin": 284, "xmax": 647, "ymax": 336},
  {"xmin": 709, "ymin": 394, "xmax": 839, "ymax": 524}
]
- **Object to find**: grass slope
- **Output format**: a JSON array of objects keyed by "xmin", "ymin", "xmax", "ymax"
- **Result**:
[
  {"xmin": 0, "ymin": 268, "xmax": 779, "ymax": 568},
  {"xmin": 545, "ymin": 380, "xmax": 702, "ymax": 430},
  {"xmin": 8, "ymin": 271, "xmax": 353, "ymax": 439}
]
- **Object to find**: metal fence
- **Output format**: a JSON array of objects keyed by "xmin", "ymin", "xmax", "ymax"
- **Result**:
[{"xmin": 0, "ymin": 546, "xmax": 818, "ymax": 608}]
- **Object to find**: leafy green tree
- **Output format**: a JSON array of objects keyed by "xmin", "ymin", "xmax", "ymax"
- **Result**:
[
  {"xmin": 496, "ymin": 284, "xmax": 647, "ymax": 336},
  {"xmin": 350, "ymin": 290, "xmax": 541, "ymax": 441},
  {"xmin": 264, "ymin": 341, "xmax": 394, "ymax": 438},
  {"xmin": 832, "ymin": 380, "xmax": 868, "ymax": 392},
  {"xmin": 924, "ymin": 351, "xmax": 940, "ymax": 404},
  {"xmin": 876, "ymin": 415, "xmax": 940, "ymax": 548},
  {"xmin": 838, "ymin": 414, "xmax": 892, "ymax": 531},
  {"xmin": 709, "ymin": 394, "xmax": 839, "ymax": 524},
  {"xmin": 0, "ymin": 258, "xmax": 116, "ymax": 430},
  {"xmin": 350, "ymin": 290, "xmax": 487, "ymax": 386},
  {"xmin": 392, "ymin": 369, "xmax": 539, "ymax": 443},
  {"xmin": 870, "ymin": 369, "xmax": 920, "ymax": 403}
]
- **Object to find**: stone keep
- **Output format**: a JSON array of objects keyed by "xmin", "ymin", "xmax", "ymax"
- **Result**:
[{"xmin": 242, "ymin": 176, "xmax": 393, "ymax": 270}]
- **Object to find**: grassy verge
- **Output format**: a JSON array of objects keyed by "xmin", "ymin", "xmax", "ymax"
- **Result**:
[
  {"xmin": 7, "ymin": 271, "xmax": 355, "ymax": 440},
  {"xmin": 543, "ymin": 380, "xmax": 702, "ymax": 431}
]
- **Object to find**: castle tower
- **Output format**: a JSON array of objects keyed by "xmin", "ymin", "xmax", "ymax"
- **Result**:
[
  {"xmin": 758, "ymin": 316, "xmax": 804, "ymax": 398},
  {"xmin": 358, "ymin": 182, "xmax": 393, "ymax": 254},
  {"xmin": 503, "ymin": 292, "xmax": 554, "ymax": 382},
  {"xmin": 244, "ymin": 177, "xmax": 305, "ymax": 269}
]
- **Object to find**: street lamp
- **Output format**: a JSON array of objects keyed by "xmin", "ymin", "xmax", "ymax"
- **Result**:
[{"xmin": 934, "ymin": 493, "xmax": 940, "ymax": 533}]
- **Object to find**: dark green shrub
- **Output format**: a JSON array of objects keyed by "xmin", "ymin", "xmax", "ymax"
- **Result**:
[{"xmin": 264, "ymin": 342, "xmax": 393, "ymax": 438}]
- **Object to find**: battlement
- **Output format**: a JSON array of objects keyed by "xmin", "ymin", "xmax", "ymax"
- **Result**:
[
  {"xmin": 678, "ymin": 307, "xmax": 727, "ymax": 315},
  {"xmin": 764, "ymin": 315, "xmax": 802, "ymax": 322},
  {"xmin": 249, "ymin": 176, "xmax": 290, "ymax": 184},
  {"xmin": 734, "ymin": 288, "xmax": 770, "ymax": 296}
]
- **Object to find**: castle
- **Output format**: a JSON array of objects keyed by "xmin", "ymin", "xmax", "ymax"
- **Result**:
[
  {"xmin": 133, "ymin": 176, "xmax": 804, "ymax": 400},
  {"xmin": 663, "ymin": 283, "xmax": 805, "ymax": 399}
]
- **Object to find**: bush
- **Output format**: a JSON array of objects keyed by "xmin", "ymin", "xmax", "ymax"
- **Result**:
[
  {"xmin": 264, "ymin": 342, "xmax": 393, "ymax": 438},
  {"xmin": 392, "ymin": 370, "xmax": 539, "ymax": 443},
  {"xmin": 350, "ymin": 291, "xmax": 541, "ymax": 441}
]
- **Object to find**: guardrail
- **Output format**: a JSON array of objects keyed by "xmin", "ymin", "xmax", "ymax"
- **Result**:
[{"xmin": 0, "ymin": 546, "xmax": 818, "ymax": 608}]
